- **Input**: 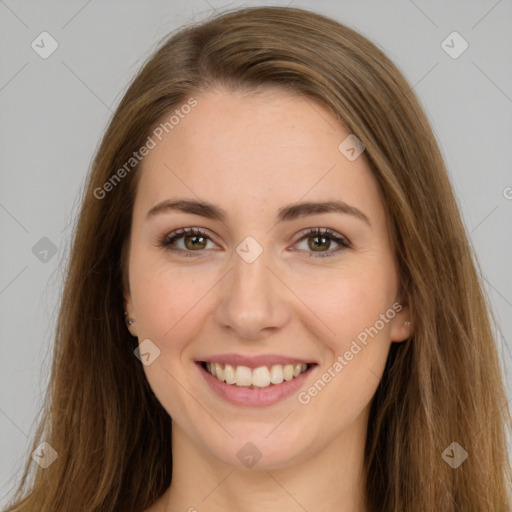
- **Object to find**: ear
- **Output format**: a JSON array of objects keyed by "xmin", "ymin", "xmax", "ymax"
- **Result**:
[
  {"xmin": 122, "ymin": 248, "xmax": 138, "ymax": 337},
  {"xmin": 389, "ymin": 301, "xmax": 412, "ymax": 343},
  {"xmin": 124, "ymin": 291, "xmax": 138, "ymax": 338}
]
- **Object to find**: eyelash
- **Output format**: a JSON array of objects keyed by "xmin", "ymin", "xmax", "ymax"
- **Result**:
[{"xmin": 158, "ymin": 227, "xmax": 351, "ymax": 258}]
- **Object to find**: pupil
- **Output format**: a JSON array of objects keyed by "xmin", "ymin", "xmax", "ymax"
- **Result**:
[{"xmin": 186, "ymin": 235, "xmax": 205, "ymax": 249}]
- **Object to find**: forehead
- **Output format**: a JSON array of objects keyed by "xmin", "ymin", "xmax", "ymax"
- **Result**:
[{"xmin": 135, "ymin": 87, "xmax": 382, "ymax": 220}]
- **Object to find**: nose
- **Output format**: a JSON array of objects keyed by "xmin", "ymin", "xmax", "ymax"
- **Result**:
[{"xmin": 213, "ymin": 243, "xmax": 291, "ymax": 340}]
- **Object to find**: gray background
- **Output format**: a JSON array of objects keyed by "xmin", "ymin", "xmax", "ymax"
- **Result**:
[{"xmin": 1, "ymin": 0, "xmax": 511, "ymax": 505}]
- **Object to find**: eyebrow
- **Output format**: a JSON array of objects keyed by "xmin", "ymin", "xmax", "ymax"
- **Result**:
[{"xmin": 146, "ymin": 199, "xmax": 371, "ymax": 226}]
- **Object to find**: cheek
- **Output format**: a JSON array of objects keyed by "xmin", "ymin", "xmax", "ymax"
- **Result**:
[
  {"xmin": 129, "ymin": 251, "xmax": 216, "ymax": 348},
  {"xmin": 295, "ymin": 263, "xmax": 396, "ymax": 350},
  {"xmin": 293, "ymin": 267, "xmax": 396, "ymax": 429},
  {"xmin": 129, "ymin": 255, "xmax": 215, "ymax": 422}
]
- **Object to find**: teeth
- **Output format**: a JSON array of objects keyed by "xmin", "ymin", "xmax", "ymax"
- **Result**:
[
  {"xmin": 269, "ymin": 365, "xmax": 283, "ymax": 384},
  {"xmin": 224, "ymin": 364, "xmax": 236, "ymax": 384},
  {"xmin": 252, "ymin": 366, "xmax": 270, "ymax": 388},
  {"xmin": 235, "ymin": 365, "xmax": 252, "ymax": 386},
  {"xmin": 204, "ymin": 362, "xmax": 308, "ymax": 388},
  {"xmin": 283, "ymin": 364, "xmax": 294, "ymax": 381},
  {"xmin": 214, "ymin": 362, "xmax": 223, "ymax": 381}
]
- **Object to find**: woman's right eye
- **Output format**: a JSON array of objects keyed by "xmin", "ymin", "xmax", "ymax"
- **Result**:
[{"xmin": 159, "ymin": 227, "xmax": 216, "ymax": 255}]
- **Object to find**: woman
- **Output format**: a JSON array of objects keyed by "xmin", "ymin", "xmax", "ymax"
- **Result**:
[{"xmin": 4, "ymin": 5, "xmax": 511, "ymax": 511}]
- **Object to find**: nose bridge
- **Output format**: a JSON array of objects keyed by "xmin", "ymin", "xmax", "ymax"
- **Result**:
[
  {"xmin": 214, "ymin": 235, "xmax": 289, "ymax": 337},
  {"xmin": 231, "ymin": 238, "xmax": 275, "ymax": 309},
  {"xmin": 233, "ymin": 243, "xmax": 270, "ymax": 294}
]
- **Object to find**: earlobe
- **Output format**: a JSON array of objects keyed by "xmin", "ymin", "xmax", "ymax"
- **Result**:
[
  {"xmin": 124, "ymin": 310, "xmax": 137, "ymax": 337},
  {"xmin": 123, "ymin": 295, "xmax": 137, "ymax": 337},
  {"xmin": 390, "ymin": 303, "xmax": 412, "ymax": 342},
  {"xmin": 124, "ymin": 311, "xmax": 135, "ymax": 326}
]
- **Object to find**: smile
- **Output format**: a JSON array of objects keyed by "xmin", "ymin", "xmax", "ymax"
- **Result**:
[{"xmin": 201, "ymin": 361, "xmax": 309, "ymax": 389}]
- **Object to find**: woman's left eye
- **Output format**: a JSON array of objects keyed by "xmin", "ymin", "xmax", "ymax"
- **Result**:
[
  {"xmin": 159, "ymin": 227, "xmax": 351, "ymax": 258},
  {"xmin": 293, "ymin": 228, "xmax": 351, "ymax": 258}
]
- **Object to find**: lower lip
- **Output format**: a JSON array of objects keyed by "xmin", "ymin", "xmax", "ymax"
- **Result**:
[{"xmin": 197, "ymin": 362, "xmax": 316, "ymax": 407}]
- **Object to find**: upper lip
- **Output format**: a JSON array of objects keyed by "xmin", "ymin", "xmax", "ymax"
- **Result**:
[{"xmin": 197, "ymin": 353, "xmax": 316, "ymax": 368}]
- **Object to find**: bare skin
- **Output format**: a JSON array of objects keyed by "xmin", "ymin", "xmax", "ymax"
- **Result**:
[{"xmin": 125, "ymin": 86, "xmax": 411, "ymax": 512}]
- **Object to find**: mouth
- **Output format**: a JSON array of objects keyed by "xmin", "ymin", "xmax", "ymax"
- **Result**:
[{"xmin": 198, "ymin": 361, "xmax": 315, "ymax": 389}]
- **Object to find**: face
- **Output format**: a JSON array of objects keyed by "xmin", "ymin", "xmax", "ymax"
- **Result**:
[{"xmin": 125, "ymin": 86, "xmax": 410, "ymax": 470}]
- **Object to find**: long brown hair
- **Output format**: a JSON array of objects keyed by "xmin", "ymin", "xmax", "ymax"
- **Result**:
[{"xmin": 4, "ymin": 6, "xmax": 511, "ymax": 511}]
